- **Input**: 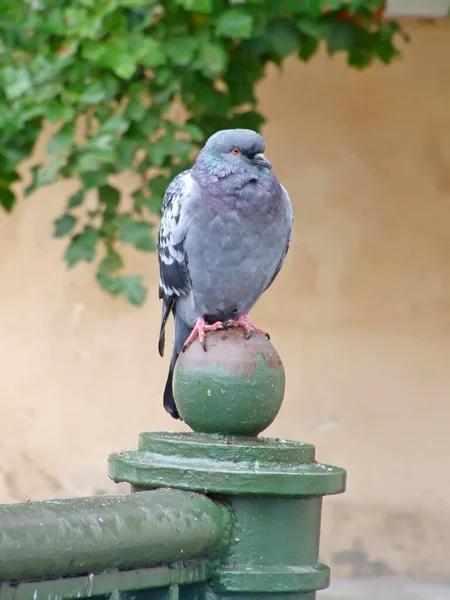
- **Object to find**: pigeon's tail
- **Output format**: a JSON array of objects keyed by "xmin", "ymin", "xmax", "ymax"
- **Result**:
[
  {"xmin": 158, "ymin": 297, "xmax": 174, "ymax": 358},
  {"xmin": 163, "ymin": 316, "xmax": 192, "ymax": 420},
  {"xmin": 163, "ymin": 363, "xmax": 178, "ymax": 419}
]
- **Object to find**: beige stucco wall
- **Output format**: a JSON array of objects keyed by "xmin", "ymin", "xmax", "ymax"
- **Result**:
[{"xmin": 1, "ymin": 20, "xmax": 449, "ymax": 580}]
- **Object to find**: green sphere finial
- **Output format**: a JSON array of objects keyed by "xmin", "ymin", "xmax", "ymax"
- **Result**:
[{"xmin": 173, "ymin": 327, "xmax": 285, "ymax": 436}]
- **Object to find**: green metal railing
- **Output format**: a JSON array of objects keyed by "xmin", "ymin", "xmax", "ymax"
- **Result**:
[{"xmin": 0, "ymin": 329, "xmax": 346, "ymax": 599}]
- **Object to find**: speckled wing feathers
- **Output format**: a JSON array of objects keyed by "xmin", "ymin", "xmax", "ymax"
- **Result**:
[{"xmin": 157, "ymin": 170, "xmax": 192, "ymax": 356}]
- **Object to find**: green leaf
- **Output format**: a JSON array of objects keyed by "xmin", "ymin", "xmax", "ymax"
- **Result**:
[
  {"xmin": 99, "ymin": 114, "xmax": 129, "ymax": 136},
  {"xmin": 80, "ymin": 81, "xmax": 107, "ymax": 105},
  {"xmin": 119, "ymin": 0, "xmax": 151, "ymax": 6},
  {"xmin": 83, "ymin": 40, "xmax": 138, "ymax": 79},
  {"xmin": 125, "ymin": 97, "xmax": 147, "ymax": 121},
  {"xmin": 84, "ymin": 134, "xmax": 115, "ymax": 153},
  {"xmin": 114, "ymin": 275, "xmax": 147, "ymax": 305},
  {"xmin": 199, "ymin": 41, "xmax": 228, "ymax": 77},
  {"xmin": 325, "ymin": 21, "xmax": 358, "ymax": 53},
  {"xmin": 98, "ymin": 245, "xmax": 123, "ymax": 274},
  {"xmin": 97, "ymin": 272, "xmax": 147, "ymax": 305},
  {"xmin": 68, "ymin": 189, "xmax": 85, "ymax": 209},
  {"xmin": 140, "ymin": 111, "xmax": 161, "ymax": 136},
  {"xmin": 99, "ymin": 185, "xmax": 121, "ymax": 211},
  {"xmin": 40, "ymin": 8, "xmax": 65, "ymax": 34},
  {"xmin": 44, "ymin": 102, "xmax": 76, "ymax": 124},
  {"xmin": 146, "ymin": 135, "xmax": 174, "ymax": 166},
  {"xmin": 297, "ymin": 19, "xmax": 324, "ymax": 38},
  {"xmin": 0, "ymin": 167, "xmax": 19, "ymax": 212},
  {"xmin": 134, "ymin": 37, "xmax": 166, "ymax": 67},
  {"xmin": 182, "ymin": 73, "xmax": 230, "ymax": 113},
  {"xmin": 135, "ymin": 187, "xmax": 168, "ymax": 214},
  {"xmin": 374, "ymin": 24, "xmax": 401, "ymax": 64},
  {"xmin": 113, "ymin": 137, "xmax": 140, "ymax": 171},
  {"xmin": 173, "ymin": 139, "xmax": 193, "ymax": 160},
  {"xmin": 118, "ymin": 214, "xmax": 155, "ymax": 251},
  {"xmin": 76, "ymin": 150, "xmax": 115, "ymax": 172},
  {"xmin": 63, "ymin": 6, "xmax": 102, "ymax": 37},
  {"xmin": 241, "ymin": 36, "xmax": 270, "ymax": 59},
  {"xmin": 318, "ymin": 0, "xmax": 346, "ymax": 10},
  {"xmin": 81, "ymin": 170, "xmax": 108, "ymax": 189},
  {"xmin": 152, "ymin": 67, "xmax": 172, "ymax": 87},
  {"xmin": 125, "ymin": 84, "xmax": 147, "ymax": 121},
  {"xmin": 299, "ymin": 35, "xmax": 320, "ymax": 61},
  {"xmin": 267, "ymin": 21, "xmax": 300, "ymax": 58},
  {"xmin": 216, "ymin": 9, "xmax": 253, "ymax": 39},
  {"xmin": 348, "ymin": 47, "xmax": 373, "ymax": 69},
  {"xmin": 0, "ymin": 189, "xmax": 16, "ymax": 212},
  {"xmin": 133, "ymin": 190, "xmax": 150, "ymax": 213},
  {"xmin": 225, "ymin": 61, "xmax": 257, "ymax": 105},
  {"xmin": 81, "ymin": 40, "xmax": 106, "ymax": 63},
  {"xmin": 84, "ymin": 36, "xmax": 165, "ymax": 78},
  {"xmin": 148, "ymin": 175, "xmax": 169, "ymax": 212},
  {"xmin": 25, "ymin": 160, "xmax": 61, "ymax": 197},
  {"xmin": 2, "ymin": 66, "xmax": 32, "ymax": 101},
  {"xmin": 64, "ymin": 226, "xmax": 99, "ymax": 268},
  {"xmin": 232, "ymin": 110, "xmax": 265, "ymax": 132},
  {"xmin": 53, "ymin": 214, "xmax": 77, "ymax": 238},
  {"xmin": 180, "ymin": 123, "xmax": 205, "ymax": 142},
  {"xmin": 96, "ymin": 271, "xmax": 118, "ymax": 295},
  {"xmin": 164, "ymin": 37, "xmax": 198, "ymax": 66},
  {"xmin": 175, "ymin": 0, "xmax": 212, "ymax": 13},
  {"xmin": 268, "ymin": 0, "xmax": 306, "ymax": 16},
  {"xmin": 47, "ymin": 123, "xmax": 75, "ymax": 156},
  {"xmin": 150, "ymin": 79, "xmax": 179, "ymax": 105},
  {"xmin": 113, "ymin": 55, "xmax": 138, "ymax": 79},
  {"xmin": 1, "ymin": 147, "xmax": 29, "ymax": 171}
]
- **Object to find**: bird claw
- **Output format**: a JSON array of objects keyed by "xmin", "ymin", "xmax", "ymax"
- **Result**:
[
  {"xmin": 245, "ymin": 330, "xmax": 270, "ymax": 340},
  {"xmin": 183, "ymin": 317, "xmax": 225, "ymax": 352},
  {"xmin": 183, "ymin": 315, "xmax": 269, "ymax": 352},
  {"xmin": 224, "ymin": 313, "xmax": 270, "ymax": 340}
]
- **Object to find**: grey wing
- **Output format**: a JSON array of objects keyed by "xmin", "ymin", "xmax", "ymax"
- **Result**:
[
  {"xmin": 157, "ymin": 170, "xmax": 193, "ymax": 357},
  {"xmin": 264, "ymin": 185, "xmax": 293, "ymax": 293}
]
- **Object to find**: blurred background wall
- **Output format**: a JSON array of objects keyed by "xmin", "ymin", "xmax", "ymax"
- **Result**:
[{"xmin": 0, "ymin": 18, "xmax": 449, "ymax": 581}]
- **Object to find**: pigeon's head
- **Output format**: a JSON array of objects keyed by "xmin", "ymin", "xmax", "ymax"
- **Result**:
[{"xmin": 195, "ymin": 129, "xmax": 272, "ymax": 177}]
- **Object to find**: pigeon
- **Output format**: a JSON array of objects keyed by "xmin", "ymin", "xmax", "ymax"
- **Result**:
[{"xmin": 157, "ymin": 129, "xmax": 293, "ymax": 419}]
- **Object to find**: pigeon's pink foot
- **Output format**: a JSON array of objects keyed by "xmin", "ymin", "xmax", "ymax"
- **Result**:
[
  {"xmin": 183, "ymin": 317, "xmax": 225, "ymax": 352},
  {"xmin": 225, "ymin": 313, "xmax": 270, "ymax": 340}
]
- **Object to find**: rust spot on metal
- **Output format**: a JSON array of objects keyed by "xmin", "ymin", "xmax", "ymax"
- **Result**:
[
  {"xmin": 262, "ymin": 350, "xmax": 283, "ymax": 370},
  {"xmin": 179, "ymin": 327, "xmax": 280, "ymax": 380}
]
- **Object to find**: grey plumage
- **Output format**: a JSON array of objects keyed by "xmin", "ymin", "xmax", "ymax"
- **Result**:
[{"xmin": 157, "ymin": 129, "xmax": 293, "ymax": 419}]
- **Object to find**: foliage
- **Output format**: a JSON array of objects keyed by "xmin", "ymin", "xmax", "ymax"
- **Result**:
[{"xmin": 0, "ymin": 0, "xmax": 406, "ymax": 304}]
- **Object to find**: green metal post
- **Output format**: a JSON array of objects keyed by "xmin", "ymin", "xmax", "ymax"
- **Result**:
[{"xmin": 109, "ymin": 328, "xmax": 346, "ymax": 599}]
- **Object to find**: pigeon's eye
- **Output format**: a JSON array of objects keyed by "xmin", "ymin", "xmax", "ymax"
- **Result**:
[{"xmin": 231, "ymin": 147, "xmax": 241, "ymax": 156}]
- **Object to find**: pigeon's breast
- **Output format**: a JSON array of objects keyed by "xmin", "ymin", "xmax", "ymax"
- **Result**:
[{"xmin": 180, "ymin": 183, "xmax": 291, "ymax": 325}]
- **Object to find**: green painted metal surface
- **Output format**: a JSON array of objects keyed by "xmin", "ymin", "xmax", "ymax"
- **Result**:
[
  {"xmin": 110, "ymin": 431, "xmax": 346, "ymax": 597},
  {"xmin": 0, "ymin": 489, "xmax": 231, "ymax": 581},
  {"xmin": 205, "ymin": 594, "xmax": 316, "ymax": 600},
  {"xmin": 212, "ymin": 496, "xmax": 328, "ymax": 594},
  {"xmin": 109, "ymin": 432, "xmax": 346, "ymax": 497},
  {"xmin": 173, "ymin": 329, "xmax": 285, "ymax": 436},
  {"xmin": 0, "ymin": 333, "xmax": 346, "ymax": 600},
  {"xmin": 0, "ymin": 566, "xmax": 205, "ymax": 600}
]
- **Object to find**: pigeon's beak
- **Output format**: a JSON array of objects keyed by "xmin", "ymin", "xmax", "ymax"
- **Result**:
[{"xmin": 253, "ymin": 153, "xmax": 272, "ymax": 170}]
